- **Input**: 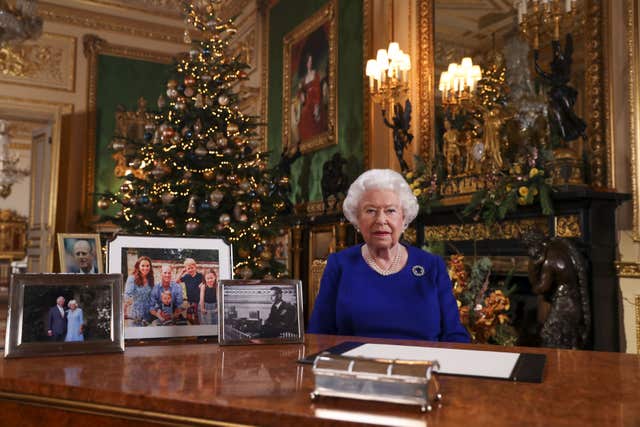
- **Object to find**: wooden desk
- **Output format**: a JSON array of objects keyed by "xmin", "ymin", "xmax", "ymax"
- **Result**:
[{"xmin": 0, "ymin": 334, "xmax": 638, "ymax": 426}]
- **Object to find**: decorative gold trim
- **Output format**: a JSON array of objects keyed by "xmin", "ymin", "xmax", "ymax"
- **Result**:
[
  {"xmin": 424, "ymin": 218, "xmax": 549, "ymax": 242},
  {"xmin": 418, "ymin": 0, "xmax": 434, "ymax": 160},
  {"xmin": 0, "ymin": 33, "xmax": 76, "ymax": 92},
  {"xmin": 585, "ymin": 0, "xmax": 607, "ymax": 188},
  {"xmin": 309, "ymin": 258, "xmax": 327, "ymax": 322},
  {"xmin": 0, "ymin": 391, "xmax": 253, "ymax": 427},
  {"xmin": 605, "ymin": 0, "xmax": 615, "ymax": 189},
  {"xmin": 615, "ymin": 261, "xmax": 640, "ymax": 278},
  {"xmin": 362, "ymin": 0, "xmax": 371, "ymax": 169},
  {"xmin": 40, "ymin": 2, "xmax": 184, "ymax": 44},
  {"xmin": 69, "ymin": 0, "xmax": 183, "ymax": 19},
  {"xmin": 219, "ymin": 0, "xmax": 253, "ymax": 22},
  {"xmin": 636, "ymin": 295, "xmax": 640, "ymax": 354},
  {"xmin": 82, "ymin": 35, "xmax": 174, "ymax": 226},
  {"xmin": 259, "ymin": 1, "xmax": 270, "ymax": 152},
  {"xmin": 629, "ymin": 0, "xmax": 640, "ymax": 240},
  {"xmin": 281, "ymin": 0, "xmax": 337, "ymax": 155},
  {"xmin": 554, "ymin": 215, "xmax": 582, "ymax": 238}
]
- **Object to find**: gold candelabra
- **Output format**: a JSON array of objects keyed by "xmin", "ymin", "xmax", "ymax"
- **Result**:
[
  {"xmin": 365, "ymin": 42, "xmax": 411, "ymax": 105},
  {"xmin": 515, "ymin": 0, "xmax": 578, "ymax": 48},
  {"xmin": 438, "ymin": 57, "xmax": 482, "ymax": 107}
]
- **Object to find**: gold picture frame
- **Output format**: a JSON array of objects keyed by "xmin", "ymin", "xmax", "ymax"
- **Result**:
[
  {"xmin": 4, "ymin": 273, "xmax": 124, "ymax": 358},
  {"xmin": 57, "ymin": 233, "xmax": 104, "ymax": 274},
  {"xmin": 281, "ymin": 0, "xmax": 337, "ymax": 155}
]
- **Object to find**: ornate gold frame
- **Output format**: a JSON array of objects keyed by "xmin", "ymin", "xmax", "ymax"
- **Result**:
[
  {"xmin": 281, "ymin": 1, "xmax": 337, "ymax": 155},
  {"xmin": 629, "ymin": 0, "xmax": 640, "ymax": 240},
  {"xmin": 81, "ymin": 35, "xmax": 174, "ymax": 225},
  {"xmin": 417, "ymin": 0, "xmax": 611, "ymax": 188}
]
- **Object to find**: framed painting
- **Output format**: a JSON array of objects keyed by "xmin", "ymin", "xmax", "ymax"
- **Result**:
[
  {"xmin": 282, "ymin": 0, "xmax": 337, "ymax": 154},
  {"xmin": 218, "ymin": 279, "xmax": 304, "ymax": 345},
  {"xmin": 107, "ymin": 235, "xmax": 233, "ymax": 340},
  {"xmin": 57, "ymin": 233, "xmax": 103, "ymax": 274},
  {"xmin": 4, "ymin": 274, "xmax": 124, "ymax": 358}
]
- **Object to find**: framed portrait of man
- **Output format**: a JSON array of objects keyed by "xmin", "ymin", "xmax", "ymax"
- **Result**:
[
  {"xmin": 57, "ymin": 233, "xmax": 103, "ymax": 274},
  {"xmin": 282, "ymin": 0, "xmax": 337, "ymax": 154},
  {"xmin": 218, "ymin": 279, "xmax": 303, "ymax": 345}
]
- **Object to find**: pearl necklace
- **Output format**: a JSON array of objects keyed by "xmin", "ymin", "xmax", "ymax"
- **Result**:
[{"xmin": 362, "ymin": 245, "xmax": 402, "ymax": 276}]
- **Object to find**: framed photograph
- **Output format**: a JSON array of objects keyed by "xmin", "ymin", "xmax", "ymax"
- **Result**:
[
  {"xmin": 282, "ymin": 0, "xmax": 337, "ymax": 154},
  {"xmin": 4, "ymin": 274, "xmax": 124, "ymax": 358},
  {"xmin": 270, "ymin": 228, "xmax": 292, "ymax": 276},
  {"xmin": 218, "ymin": 279, "xmax": 303, "ymax": 345},
  {"xmin": 107, "ymin": 235, "xmax": 233, "ymax": 339},
  {"xmin": 57, "ymin": 233, "xmax": 104, "ymax": 274}
]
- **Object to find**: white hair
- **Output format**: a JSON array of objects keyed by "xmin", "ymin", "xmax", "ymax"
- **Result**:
[
  {"xmin": 68, "ymin": 299, "xmax": 78, "ymax": 307},
  {"xmin": 342, "ymin": 169, "xmax": 419, "ymax": 229}
]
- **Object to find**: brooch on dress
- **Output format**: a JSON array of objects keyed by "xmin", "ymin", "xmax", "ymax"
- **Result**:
[{"xmin": 411, "ymin": 265, "xmax": 425, "ymax": 277}]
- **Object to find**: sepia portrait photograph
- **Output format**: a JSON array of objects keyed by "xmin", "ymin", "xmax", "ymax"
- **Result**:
[
  {"xmin": 57, "ymin": 233, "xmax": 103, "ymax": 274},
  {"xmin": 4, "ymin": 274, "xmax": 123, "ymax": 358},
  {"xmin": 107, "ymin": 235, "xmax": 232, "ymax": 339},
  {"xmin": 218, "ymin": 280, "xmax": 303, "ymax": 345}
]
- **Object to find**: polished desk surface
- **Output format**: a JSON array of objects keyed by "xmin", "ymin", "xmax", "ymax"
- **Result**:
[{"xmin": 0, "ymin": 334, "xmax": 639, "ymax": 427}]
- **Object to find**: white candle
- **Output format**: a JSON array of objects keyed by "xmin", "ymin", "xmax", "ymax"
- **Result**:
[{"xmin": 565, "ymin": 0, "xmax": 571, "ymax": 12}]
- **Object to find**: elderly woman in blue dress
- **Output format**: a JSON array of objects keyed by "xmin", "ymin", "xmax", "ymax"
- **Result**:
[
  {"xmin": 65, "ymin": 299, "xmax": 84, "ymax": 342},
  {"xmin": 124, "ymin": 255, "xmax": 155, "ymax": 326},
  {"xmin": 308, "ymin": 169, "xmax": 470, "ymax": 342}
]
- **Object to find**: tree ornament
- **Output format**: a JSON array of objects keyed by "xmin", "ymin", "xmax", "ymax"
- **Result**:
[
  {"xmin": 193, "ymin": 119, "xmax": 202, "ymax": 134},
  {"xmin": 120, "ymin": 182, "xmax": 133, "ymax": 193},
  {"xmin": 184, "ymin": 86, "xmax": 195, "ymax": 97},
  {"xmin": 167, "ymin": 88, "xmax": 178, "ymax": 99},
  {"xmin": 157, "ymin": 208, "xmax": 169, "ymax": 219},
  {"xmin": 210, "ymin": 189, "xmax": 224, "ymax": 203},
  {"xmin": 206, "ymin": 138, "xmax": 216, "ymax": 150},
  {"xmin": 165, "ymin": 217, "xmax": 176, "ymax": 228},
  {"xmin": 187, "ymin": 195, "xmax": 198, "ymax": 214},
  {"xmin": 176, "ymin": 151, "xmax": 186, "ymax": 160},
  {"xmin": 216, "ymin": 135, "xmax": 228, "ymax": 147},
  {"xmin": 218, "ymin": 95, "xmax": 229, "ymax": 106},
  {"xmin": 111, "ymin": 139, "xmax": 125, "ymax": 151},
  {"xmin": 161, "ymin": 192, "xmax": 175, "ymax": 205},
  {"xmin": 186, "ymin": 220, "xmax": 200, "ymax": 233},
  {"xmin": 97, "ymin": 197, "xmax": 110, "ymax": 210},
  {"xmin": 239, "ymin": 180, "xmax": 251, "ymax": 192},
  {"xmin": 202, "ymin": 170, "xmax": 215, "ymax": 181},
  {"xmin": 195, "ymin": 145, "xmax": 208, "ymax": 157},
  {"xmin": 250, "ymin": 200, "xmax": 261, "ymax": 212},
  {"xmin": 167, "ymin": 79, "xmax": 178, "ymax": 89},
  {"xmin": 260, "ymin": 249, "xmax": 273, "ymax": 261},
  {"xmin": 238, "ymin": 70, "xmax": 248, "ymax": 79},
  {"xmin": 227, "ymin": 123, "xmax": 239, "ymax": 134},
  {"xmin": 157, "ymin": 94, "xmax": 166, "ymax": 108},
  {"xmin": 184, "ymin": 76, "xmax": 196, "ymax": 86},
  {"xmin": 238, "ymin": 265, "xmax": 253, "ymax": 279},
  {"xmin": 161, "ymin": 127, "xmax": 175, "ymax": 139},
  {"xmin": 250, "ymin": 222, "xmax": 260, "ymax": 231},
  {"xmin": 195, "ymin": 93, "xmax": 204, "ymax": 108},
  {"xmin": 219, "ymin": 213, "xmax": 231, "ymax": 225}
]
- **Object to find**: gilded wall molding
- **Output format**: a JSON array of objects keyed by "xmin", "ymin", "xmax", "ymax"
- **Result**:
[
  {"xmin": 585, "ymin": 0, "xmax": 608, "ymax": 188},
  {"xmin": 219, "ymin": 0, "xmax": 253, "ymax": 22},
  {"xmin": 628, "ymin": 0, "xmax": 640, "ymax": 241},
  {"xmin": 424, "ymin": 218, "xmax": 549, "ymax": 242},
  {"xmin": 362, "ymin": 0, "xmax": 371, "ymax": 169},
  {"xmin": 418, "ymin": 0, "xmax": 434, "ymax": 160},
  {"xmin": 554, "ymin": 215, "xmax": 582, "ymax": 238},
  {"xmin": 259, "ymin": 0, "xmax": 269, "ymax": 152},
  {"xmin": 0, "ymin": 33, "xmax": 76, "ymax": 92},
  {"xmin": 82, "ymin": 35, "xmax": 174, "ymax": 225},
  {"xmin": 40, "ymin": 3, "xmax": 184, "ymax": 43},
  {"xmin": 72, "ymin": 0, "xmax": 183, "ymax": 18},
  {"xmin": 616, "ymin": 261, "xmax": 640, "ymax": 277}
]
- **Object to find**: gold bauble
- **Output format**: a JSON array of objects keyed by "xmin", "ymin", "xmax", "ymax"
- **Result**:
[
  {"xmin": 260, "ymin": 249, "xmax": 273, "ymax": 261},
  {"xmin": 203, "ymin": 170, "xmax": 215, "ymax": 181},
  {"xmin": 165, "ymin": 217, "xmax": 176, "ymax": 228},
  {"xmin": 97, "ymin": 197, "xmax": 110, "ymax": 210}
]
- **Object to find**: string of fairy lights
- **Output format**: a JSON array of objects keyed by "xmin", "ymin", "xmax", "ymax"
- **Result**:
[{"xmin": 98, "ymin": 0, "xmax": 291, "ymax": 278}]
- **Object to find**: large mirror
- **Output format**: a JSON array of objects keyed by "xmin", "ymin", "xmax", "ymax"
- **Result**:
[{"xmin": 418, "ymin": 0, "xmax": 610, "ymax": 197}]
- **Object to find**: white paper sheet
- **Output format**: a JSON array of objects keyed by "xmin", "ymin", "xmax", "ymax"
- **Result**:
[{"xmin": 343, "ymin": 343, "xmax": 520, "ymax": 379}]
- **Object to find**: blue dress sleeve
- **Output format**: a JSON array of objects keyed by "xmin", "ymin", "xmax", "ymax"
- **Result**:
[
  {"xmin": 434, "ymin": 257, "xmax": 471, "ymax": 343},
  {"xmin": 307, "ymin": 253, "xmax": 340, "ymax": 334},
  {"xmin": 124, "ymin": 275, "xmax": 135, "ymax": 297}
]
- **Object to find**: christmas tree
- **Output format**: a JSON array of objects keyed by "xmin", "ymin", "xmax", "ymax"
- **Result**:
[{"xmin": 98, "ymin": 0, "xmax": 291, "ymax": 279}]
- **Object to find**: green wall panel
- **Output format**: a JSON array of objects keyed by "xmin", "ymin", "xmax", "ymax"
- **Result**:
[
  {"xmin": 268, "ymin": 0, "xmax": 364, "ymax": 203},
  {"xmin": 94, "ymin": 55, "xmax": 172, "ymax": 215}
]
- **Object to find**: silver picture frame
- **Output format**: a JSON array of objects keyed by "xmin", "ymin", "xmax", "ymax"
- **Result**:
[
  {"xmin": 4, "ymin": 273, "xmax": 124, "ymax": 358},
  {"xmin": 218, "ymin": 279, "xmax": 304, "ymax": 345},
  {"xmin": 107, "ymin": 235, "xmax": 233, "ymax": 340}
]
